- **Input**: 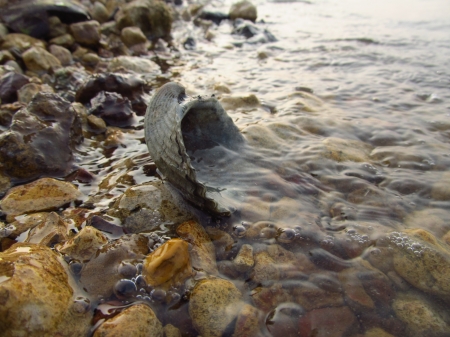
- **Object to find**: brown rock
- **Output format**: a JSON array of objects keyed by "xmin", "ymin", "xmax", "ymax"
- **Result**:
[
  {"xmin": 393, "ymin": 292, "xmax": 450, "ymax": 337},
  {"xmin": 87, "ymin": 114, "xmax": 107, "ymax": 134},
  {"xmin": 189, "ymin": 278, "xmax": 243, "ymax": 337},
  {"xmin": 115, "ymin": 0, "xmax": 172, "ymax": 42},
  {"xmin": 1, "ymin": 33, "xmax": 46, "ymax": 52},
  {"xmin": 49, "ymin": 44, "xmax": 73, "ymax": 66},
  {"xmin": 234, "ymin": 243, "xmax": 254, "ymax": 272},
  {"xmin": 121, "ymin": 26, "xmax": 148, "ymax": 47},
  {"xmin": 70, "ymin": 20, "xmax": 101, "ymax": 46},
  {"xmin": 390, "ymin": 229, "xmax": 450, "ymax": 299},
  {"xmin": 323, "ymin": 137, "xmax": 373, "ymax": 162},
  {"xmin": 229, "ymin": 1, "xmax": 258, "ymax": 22},
  {"xmin": 338, "ymin": 268, "xmax": 375, "ymax": 310},
  {"xmin": 298, "ymin": 306, "xmax": 357, "ymax": 337},
  {"xmin": 108, "ymin": 56, "xmax": 160, "ymax": 74},
  {"xmin": 22, "ymin": 46, "xmax": 62, "ymax": 73},
  {"xmin": 93, "ymin": 304, "xmax": 162, "ymax": 337},
  {"xmin": 17, "ymin": 82, "xmax": 54, "ymax": 103},
  {"xmin": 251, "ymin": 283, "xmax": 290, "ymax": 312},
  {"xmin": 49, "ymin": 33, "xmax": 75, "ymax": 48},
  {"xmin": 25, "ymin": 211, "xmax": 69, "ymax": 246},
  {"xmin": 233, "ymin": 304, "xmax": 264, "ymax": 337},
  {"xmin": 0, "ymin": 243, "xmax": 92, "ymax": 336},
  {"xmin": 163, "ymin": 324, "xmax": 181, "ymax": 337},
  {"xmin": 206, "ymin": 227, "xmax": 234, "ymax": 260},
  {"xmin": 91, "ymin": 1, "xmax": 109, "ymax": 23},
  {"xmin": 220, "ymin": 93, "xmax": 260, "ymax": 110},
  {"xmin": 177, "ymin": 220, "xmax": 218, "ymax": 274},
  {"xmin": 0, "ymin": 178, "xmax": 81, "ymax": 222},
  {"xmin": 142, "ymin": 238, "xmax": 193, "ymax": 289},
  {"xmin": 58, "ymin": 226, "xmax": 108, "ymax": 262}
]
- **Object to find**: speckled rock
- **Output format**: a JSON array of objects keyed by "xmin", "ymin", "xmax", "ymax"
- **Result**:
[
  {"xmin": 25, "ymin": 211, "xmax": 70, "ymax": 246},
  {"xmin": 206, "ymin": 227, "xmax": 234, "ymax": 260},
  {"xmin": 163, "ymin": 324, "xmax": 181, "ymax": 337},
  {"xmin": 233, "ymin": 243, "xmax": 254, "ymax": 272},
  {"xmin": 0, "ymin": 178, "xmax": 81, "ymax": 222},
  {"xmin": 189, "ymin": 278, "xmax": 243, "ymax": 337},
  {"xmin": 22, "ymin": 46, "xmax": 62, "ymax": 73},
  {"xmin": 108, "ymin": 56, "xmax": 160, "ymax": 74},
  {"xmin": 58, "ymin": 226, "xmax": 108, "ymax": 261},
  {"xmin": 17, "ymin": 82, "xmax": 54, "ymax": 103},
  {"xmin": 0, "ymin": 92, "xmax": 83, "ymax": 181},
  {"xmin": 49, "ymin": 33, "xmax": 75, "ymax": 48},
  {"xmin": 93, "ymin": 303, "xmax": 163, "ymax": 337},
  {"xmin": 0, "ymin": 243, "xmax": 92, "ymax": 336},
  {"xmin": 121, "ymin": 26, "xmax": 148, "ymax": 47},
  {"xmin": 115, "ymin": 0, "xmax": 172, "ymax": 42},
  {"xmin": 229, "ymin": 1, "xmax": 257, "ymax": 22},
  {"xmin": 323, "ymin": 137, "xmax": 373, "ymax": 162},
  {"xmin": 393, "ymin": 292, "xmax": 450, "ymax": 337},
  {"xmin": 80, "ymin": 234, "xmax": 149, "ymax": 298},
  {"xmin": 108, "ymin": 182, "xmax": 192, "ymax": 233},
  {"xmin": 298, "ymin": 306, "xmax": 357, "ymax": 337},
  {"xmin": 177, "ymin": 220, "xmax": 218, "ymax": 274},
  {"xmin": 49, "ymin": 44, "xmax": 73, "ymax": 66},
  {"xmin": 220, "ymin": 93, "xmax": 260, "ymax": 110},
  {"xmin": 0, "ymin": 72, "xmax": 29, "ymax": 103},
  {"xmin": 233, "ymin": 304, "xmax": 264, "ymax": 337},
  {"xmin": 91, "ymin": 1, "xmax": 109, "ymax": 23},
  {"xmin": 70, "ymin": 20, "xmax": 101, "ymax": 46},
  {"xmin": 388, "ymin": 229, "xmax": 450, "ymax": 299},
  {"xmin": 142, "ymin": 238, "xmax": 193, "ymax": 289},
  {"xmin": 7, "ymin": 212, "xmax": 50, "ymax": 238},
  {"xmin": 1, "ymin": 33, "xmax": 46, "ymax": 52}
]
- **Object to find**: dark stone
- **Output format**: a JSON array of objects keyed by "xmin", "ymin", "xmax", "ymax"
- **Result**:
[
  {"xmin": 87, "ymin": 215, "xmax": 126, "ymax": 237},
  {"xmin": 54, "ymin": 66, "xmax": 90, "ymax": 102},
  {"xmin": 183, "ymin": 37, "xmax": 196, "ymax": 50},
  {"xmin": 0, "ymin": 72, "xmax": 29, "ymax": 103},
  {"xmin": 232, "ymin": 19, "xmax": 277, "ymax": 44},
  {"xmin": 0, "ymin": 0, "xmax": 90, "ymax": 39},
  {"xmin": 75, "ymin": 73, "xmax": 151, "ymax": 115},
  {"xmin": 0, "ymin": 92, "xmax": 83, "ymax": 181},
  {"xmin": 198, "ymin": 11, "xmax": 230, "ymax": 25},
  {"xmin": 89, "ymin": 91, "xmax": 134, "ymax": 127}
]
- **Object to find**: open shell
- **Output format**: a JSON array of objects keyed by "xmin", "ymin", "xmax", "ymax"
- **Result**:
[{"xmin": 144, "ymin": 82, "xmax": 245, "ymax": 216}]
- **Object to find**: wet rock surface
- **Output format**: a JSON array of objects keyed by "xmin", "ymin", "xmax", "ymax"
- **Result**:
[{"xmin": 0, "ymin": 0, "xmax": 448, "ymax": 336}]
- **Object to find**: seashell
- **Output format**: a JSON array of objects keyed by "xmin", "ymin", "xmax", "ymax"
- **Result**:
[{"xmin": 144, "ymin": 82, "xmax": 246, "ymax": 216}]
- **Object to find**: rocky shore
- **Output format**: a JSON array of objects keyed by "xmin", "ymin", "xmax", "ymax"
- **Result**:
[{"xmin": 1, "ymin": 0, "xmax": 450, "ymax": 337}]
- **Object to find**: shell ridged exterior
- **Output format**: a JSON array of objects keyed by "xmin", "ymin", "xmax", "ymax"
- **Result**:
[{"xmin": 144, "ymin": 82, "xmax": 244, "ymax": 216}]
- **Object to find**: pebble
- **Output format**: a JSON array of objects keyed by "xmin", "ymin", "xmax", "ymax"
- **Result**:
[
  {"xmin": 0, "ymin": 243, "xmax": 92, "ymax": 336},
  {"xmin": 142, "ymin": 238, "xmax": 193, "ymax": 289},
  {"xmin": 108, "ymin": 56, "xmax": 161, "ymax": 74},
  {"xmin": 49, "ymin": 44, "xmax": 73, "ymax": 66},
  {"xmin": 298, "ymin": 306, "xmax": 357, "ymax": 337},
  {"xmin": 17, "ymin": 82, "xmax": 54, "ymax": 103},
  {"xmin": 121, "ymin": 26, "xmax": 148, "ymax": 47},
  {"xmin": 177, "ymin": 220, "xmax": 218, "ymax": 274},
  {"xmin": 0, "ymin": 178, "xmax": 81, "ymax": 221},
  {"xmin": 58, "ymin": 226, "xmax": 108, "ymax": 261},
  {"xmin": 229, "ymin": 1, "xmax": 258, "ymax": 22},
  {"xmin": 322, "ymin": 137, "xmax": 373, "ymax": 162},
  {"xmin": 233, "ymin": 243, "xmax": 254, "ymax": 272},
  {"xmin": 70, "ymin": 20, "xmax": 101, "ymax": 46},
  {"xmin": 93, "ymin": 303, "xmax": 163, "ymax": 337},
  {"xmin": 22, "ymin": 46, "xmax": 62, "ymax": 73},
  {"xmin": 189, "ymin": 278, "xmax": 243, "ymax": 337}
]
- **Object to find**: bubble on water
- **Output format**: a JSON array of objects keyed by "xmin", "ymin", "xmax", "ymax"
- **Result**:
[
  {"xmin": 72, "ymin": 296, "xmax": 91, "ymax": 314},
  {"xmin": 233, "ymin": 224, "xmax": 246, "ymax": 238},
  {"xmin": 277, "ymin": 228, "xmax": 296, "ymax": 243},
  {"xmin": 414, "ymin": 250, "xmax": 423, "ymax": 257},
  {"xmin": 151, "ymin": 288, "xmax": 167, "ymax": 302},
  {"xmin": 118, "ymin": 261, "xmax": 137, "ymax": 278},
  {"xmin": 411, "ymin": 243, "xmax": 422, "ymax": 250},
  {"xmin": 135, "ymin": 275, "xmax": 147, "ymax": 289},
  {"xmin": 346, "ymin": 229, "xmax": 356, "ymax": 235},
  {"xmin": 114, "ymin": 279, "xmax": 137, "ymax": 299}
]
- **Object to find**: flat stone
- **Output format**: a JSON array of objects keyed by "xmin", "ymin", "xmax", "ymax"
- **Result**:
[
  {"xmin": 1, "ymin": 33, "xmax": 46, "ymax": 52},
  {"xmin": 108, "ymin": 56, "xmax": 160, "ymax": 74},
  {"xmin": 25, "ymin": 211, "xmax": 69, "ymax": 247},
  {"xmin": 322, "ymin": 137, "xmax": 373, "ymax": 162},
  {"xmin": 17, "ymin": 82, "xmax": 54, "ymax": 103},
  {"xmin": 189, "ymin": 278, "xmax": 243, "ymax": 337},
  {"xmin": 220, "ymin": 93, "xmax": 260, "ymax": 110},
  {"xmin": 298, "ymin": 306, "xmax": 357, "ymax": 337},
  {"xmin": 0, "ymin": 178, "xmax": 81, "ymax": 221},
  {"xmin": 93, "ymin": 303, "xmax": 163, "ymax": 337},
  {"xmin": 49, "ymin": 33, "xmax": 75, "ymax": 48},
  {"xmin": 163, "ymin": 324, "xmax": 181, "ymax": 337}
]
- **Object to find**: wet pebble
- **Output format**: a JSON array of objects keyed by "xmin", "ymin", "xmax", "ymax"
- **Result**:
[
  {"xmin": 0, "ymin": 71, "xmax": 29, "ymax": 103},
  {"xmin": 89, "ymin": 91, "xmax": 134, "ymax": 127},
  {"xmin": 229, "ymin": 0, "xmax": 257, "ymax": 22},
  {"xmin": 70, "ymin": 20, "xmax": 101, "ymax": 46}
]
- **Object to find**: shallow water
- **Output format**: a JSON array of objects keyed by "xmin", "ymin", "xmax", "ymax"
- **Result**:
[{"xmin": 71, "ymin": 0, "xmax": 450, "ymax": 335}]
